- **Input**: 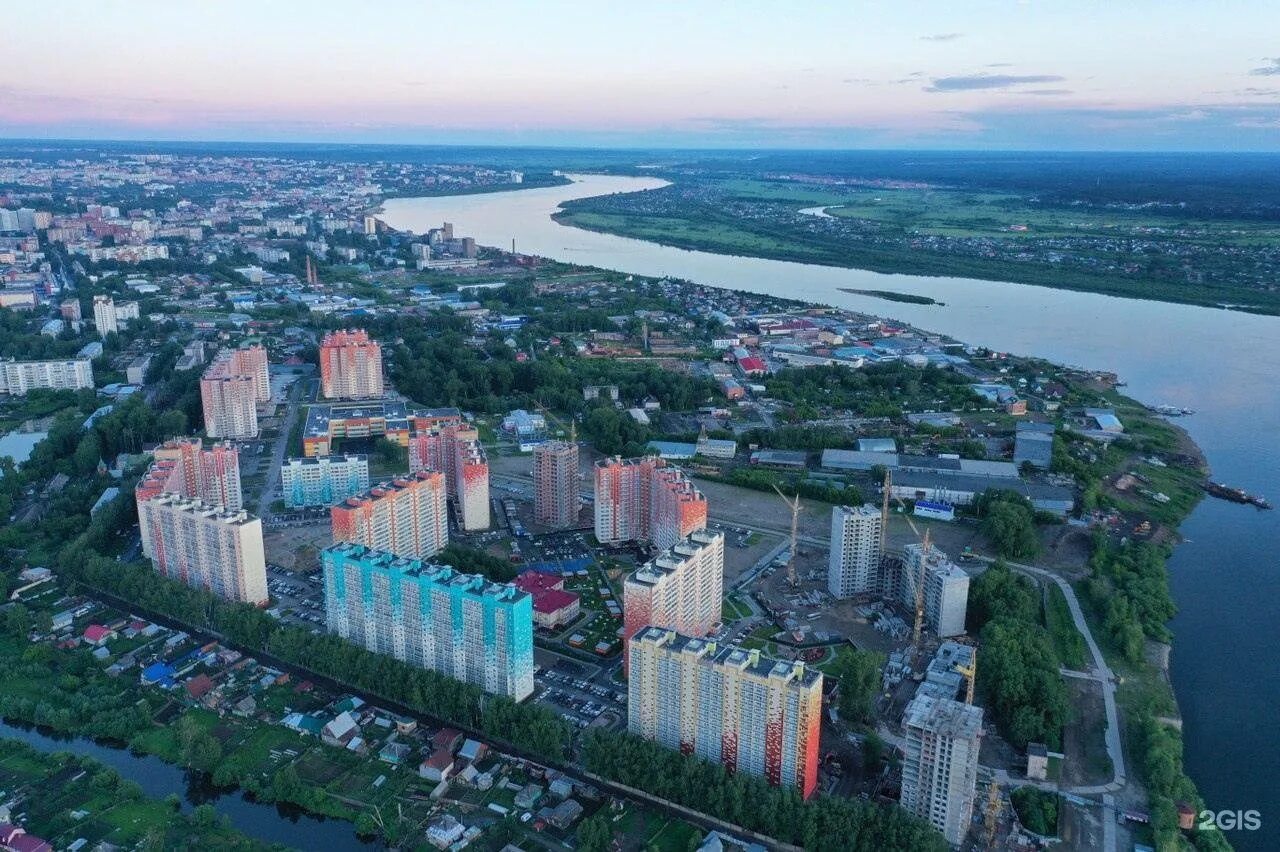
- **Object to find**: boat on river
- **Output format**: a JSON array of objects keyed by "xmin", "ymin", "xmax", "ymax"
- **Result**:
[{"xmin": 1202, "ymin": 481, "xmax": 1272, "ymax": 509}]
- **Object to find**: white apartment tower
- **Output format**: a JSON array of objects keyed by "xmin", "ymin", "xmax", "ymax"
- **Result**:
[
  {"xmin": 828, "ymin": 503, "xmax": 885, "ymax": 599},
  {"xmin": 900, "ymin": 694, "xmax": 983, "ymax": 846},
  {"xmin": 137, "ymin": 494, "xmax": 268, "ymax": 606},
  {"xmin": 899, "ymin": 543, "xmax": 970, "ymax": 638}
]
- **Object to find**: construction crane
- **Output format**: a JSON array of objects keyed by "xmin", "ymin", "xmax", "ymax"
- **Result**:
[
  {"xmin": 876, "ymin": 467, "xmax": 933, "ymax": 652},
  {"xmin": 771, "ymin": 484, "xmax": 801, "ymax": 588},
  {"xmin": 952, "ymin": 648, "xmax": 977, "ymax": 705},
  {"xmin": 983, "ymin": 778, "xmax": 1003, "ymax": 848},
  {"xmin": 911, "ymin": 527, "xmax": 931, "ymax": 650}
]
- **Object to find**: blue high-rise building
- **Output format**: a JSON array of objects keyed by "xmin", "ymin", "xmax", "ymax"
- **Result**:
[
  {"xmin": 281, "ymin": 454, "xmax": 369, "ymax": 508},
  {"xmin": 322, "ymin": 542, "xmax": 534, "ymax": 700}
]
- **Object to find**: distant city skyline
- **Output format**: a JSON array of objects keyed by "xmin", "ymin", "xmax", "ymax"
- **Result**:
[{"xmin": 3, "ymin": 1, "xmax": 1279, "ymax": 150}]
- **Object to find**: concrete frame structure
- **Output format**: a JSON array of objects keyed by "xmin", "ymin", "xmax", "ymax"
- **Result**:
[
  {"xmin": 896, "ymin": 543, "xmax": 970, "ymax": 638},
  {"xmin": 827, "ymin": 504, "xmax": 885, "ymax": 599},
  {"xmin": 900, "ymin": 694, "xmax": 983, "ymax": 845}
]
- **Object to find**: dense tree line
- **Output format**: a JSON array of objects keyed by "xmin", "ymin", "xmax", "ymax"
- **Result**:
[
  {"xmin": 580, "ymin": 730, "xmax": 947, "ymax": 852},
  {"xmin": 827, "ymin": 647, "xmax": 882, "ymax": 725},
  {"xmin": 1083, "ymin": 539, "xmax": 1176, "ymax": 662},
  {"xmin": 764, "ymin": 363, "xmax": 983, "ymax": 420},
  {"xmin": 967, "ymin": 561, "xmax": 1070, "ymax": 750},
  {"xmin": 1010, "ymin": 787, "xmax": 1059, "ymax": 836},
  {"xmin": 720, "ymin": 466, "xmax": 864, "ymax": 506},
  {"xmin": 975, "ymin": 489, "xmax": 1041, "ymax": 559}
]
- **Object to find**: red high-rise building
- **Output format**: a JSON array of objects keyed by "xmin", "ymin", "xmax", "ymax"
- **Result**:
[{"xmin": 319, "ymin": 329, "xmax": 383, "ymax": 400}]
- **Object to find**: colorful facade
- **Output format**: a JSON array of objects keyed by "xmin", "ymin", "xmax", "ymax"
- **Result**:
[
  {"xmin": 323, "ymin": 542, "xmax": 534, "ymax": 700},
  {"xmin": 304, "ymin": 402, "xmax": 460, "ymax": 456},
  {"xmin": 622, "ymin": 530, "xmax": 723, "ymax": 671},
  {"xmin": 594, "ymin": 456, "xmax": 707, "ymax": 550},
  {"xmin": 281, "ymin": 454, "xmax": 370, "ymax": 507},
  {"xmin": 330, "ymin": 470, "xmax": 448, "ymax": 559},
  {"xmin": 533, "ymin": 440, "xmax": 579, "ymax": 529},
  {"xmin": 409, "ymin": 421, "xmax": 489, "ymax": 532},
  {"xmin": 201, "ymin": 345, "xmax": 269, "ymax": 439},
  {"xmin": 319, "ymin": 329, "xmax": 384, "ymax": 400},
  {"xmin": 138, "ymin": 493, "xmax": 268, "ymax": 606},
  {"xmin": 628, "ymin": 628, "xmax": 822, "ymax": 799},
  {"xmin": 136, "ymin": 438, "xmax": 243, "ymax": 557}
]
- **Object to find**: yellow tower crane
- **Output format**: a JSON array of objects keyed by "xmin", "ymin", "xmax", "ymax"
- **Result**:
[{"xmin": 772, "ymin": 484, "xmax": 801, "ymax": 588}]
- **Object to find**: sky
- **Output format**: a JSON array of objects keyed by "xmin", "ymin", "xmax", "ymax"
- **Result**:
[{"xmin": 3, "ymin": 0, "xmax": 1280, "ymax": 150}]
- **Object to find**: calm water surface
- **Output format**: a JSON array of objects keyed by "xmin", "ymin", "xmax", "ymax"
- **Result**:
[
  {"xmin": 385, "ymin": 175, "xmax": 1280, "ymax": 850},
  {"xmin": 0, "ymin": 718, "xmax": 371, "ymax": 850}
]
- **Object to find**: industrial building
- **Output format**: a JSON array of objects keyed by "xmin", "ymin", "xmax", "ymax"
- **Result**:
[
  {"xmin": 323, "ymin": 543, "xmax": 534, "ymax": 700},
  {"xmin": 888, "ymin": 470, "xmax": 1074, "ymax": 517},
  {"xmin": 821, "ymin": 448, "xmax": 1020, "ymax": 479},
  {"xmin": 628, "ymin": 628, "xmax": 822, "ymax": 799},
  {"xmin": 1014, "ymin": 421, "xmax": 1055, "ymax": 470}
]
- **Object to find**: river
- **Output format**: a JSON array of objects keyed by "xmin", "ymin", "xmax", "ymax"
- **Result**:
[
  {"xmin": 383, "ymin": 174, "xmax": 1279, "ymax": 850},
  {"xmin": 0, "ymin": 719, "xmax": 371, "ymax": 850}
]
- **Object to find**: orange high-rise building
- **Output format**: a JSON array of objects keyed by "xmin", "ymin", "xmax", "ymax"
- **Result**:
[
  {"xmin": 200, "ymin": 345, "xmax": 269, "ymax": 439},
  {"xmin": 408, "ymin": 421, "xmax": 489, "ymax": 532},
  {"xmin": 319, "ymin": 329, "xmax": 383, "ymax": 400},
  {"xmin": 594, "ymin": 456, "xmax": 706, "ymax": 551},
  {"xmin": 330, "ymin": 470, "xmax": 447, "ymax": 559},
  {"xmin": 622, "ymin": 529, "xmax": 723, "ymax": 673}
]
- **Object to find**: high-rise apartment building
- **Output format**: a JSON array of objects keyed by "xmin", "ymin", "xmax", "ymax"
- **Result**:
[
  {"xmin": 323, "ymin": 542, "xmax": 534, "ymax": 700},
  {"xmin": 93, "ymin": 294, "xmax": 117, "ymax": 336},
  {"xmin": 319, "ymin": 329, "xmax": 383, "ymax": 400},
  {"xmin": 622, "ymin": 530, "xmax": 723, "ymax": 670},
  {"xmin": 896, "ymin": 543, "xmax": 970, "ymax": 638},
  {"xmin": 92, "ymin": 294, "xmax": 139, "ymax": 337},
  {"xmin": 330, "ymin": 470, "xmax": 448, "ymax": 559},
  {"xmin": 900, "ymin": 694, "xmax": 983, "ymax": 845},
  {"xmin": 628, "ymin": 628, "xmax": 822, "ymax": 799},
  {"xmin": 594, "ymin": 456, "xmax": 707, "ymax": 551},
  {"xmin": 409, "ymin": 422, "xmax": 489, "ymax": 532},
  {"xmin": 137, "ymin": 493, "xmax": 268, "ymax": 605},
  {"xmin": 827, "ymin": 504, "xmax": 885, "ymax": 599},
  {"xmin": 200, "ymin": 345, "xmax": 269, "ymax": 439},
  {"xmin": 0, "ymin": 358, "xmax": 93, "ymax": 395},
  {"xmin": 135, "ymin": 438, "xmax": 243, "ymax": 558},
  {"xmin": 281, "ymin": 454, "xmax": 370, "ymax": 508},
  {"xmin": 533, "ymin": 440, "xmax": 579, "ymax": 529}
]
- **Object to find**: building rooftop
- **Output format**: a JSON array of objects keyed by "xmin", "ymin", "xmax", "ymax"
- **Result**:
[
  {"xmin": 902, "ymin": 693, "xmax": 983, "ymax": 739},
  {"xmin": 635, "ymin": 626, "xmax": 822, "ymax": 690}
]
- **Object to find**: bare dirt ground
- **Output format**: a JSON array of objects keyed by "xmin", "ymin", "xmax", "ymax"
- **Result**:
[
  {"xmin": 263, "ymin": 520, "xmax": 330, "ymax": 573},
  {"xmin": 1062, "ymin": 678, "xmax": 1112, "ymax": 787}
]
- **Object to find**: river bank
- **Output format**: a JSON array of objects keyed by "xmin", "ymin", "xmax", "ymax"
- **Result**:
[{"xmin": 383, "ymin": 175, "xmax": 1278, "ymax": 851}]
